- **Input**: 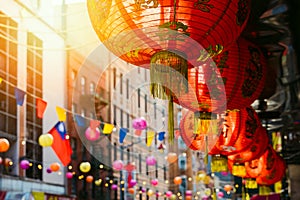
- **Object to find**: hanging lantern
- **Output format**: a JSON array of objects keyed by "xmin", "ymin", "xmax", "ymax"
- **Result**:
[
  {"xmin": 174, "ymin": 176, "xmax": 182, "ymax": 185},
  {"xmin": 86, "ymin": 175, "xmax": 94, "ymax": 183},
  {"xmin": 128, "ymin": 188, "xmax": 135, "ymax": 195},
  {"xmin": 111, "ymin": 184, "xmax": 118, "ymax": 190},
  {"xmin": 112, "ymin": 160, "xmax": 124, "ymax": 171},
  {"xmin": 151, "ymin": 179, "xmax": 158, "ymax": 186},
  {"xmin": 227, "ymin": 159, "xmax": 249, "ymax": 178},
  {"xmin": 146, "ymin": 155, "xmax": 157, "ymax": 166},
  {"xmin": 166, "ymin": 152, "xmax": 178, "ymax": 164},
  {"xmin": 129, "ymin": 179, "xmax": 137, "ymax": 187},
  {"xmin": 46, "ymin": 168, "xmax": 52, "ymax": 173},
  {"xmin": 132, "ymin": 117, "xmax": 147, "ymax": 130},
  {"xmin": 0, "ymin": 138, "xmax": 10, "ymax": 152},
  {"xmin": 224, "ymin": 184, "xmax": 233, "ymax": 193},
  {"xmin": 85, "ymin": 127, "xmax": 100, "ymax": 141},
  {"xmin": 20, "ymin": 159, "xmax": 30, "ymax": 170},
  {"xmin": 147, "ymin": 189, "xmax": 154, "ymax": 196},
  {"xmin": 227, "ymin": 126, "xmax": 269, "ymax": 163},
  {"xmin": 256, "ymin": 145, "xmax": 286, "ymax": 185},
  {"xmin": 212, "ymin": 107, "xmax": 268, "ymax": 160},
  {"xmin": 79, "ymin": 162, "xmax": 91, "ymax": 173},
  {"xmin": 87, "ymin": 0, "xmax": 251, "ymax": 143},
  {"xmin": 0, "ymin": 156, "xmax": 2, "ymax": 165},
  {"xmin": 4, "ymin": 158, "xmax": 13, "ymax": 167},
  {"xmin": 174, "ymin": 37, "xmax": 267, "ymax": 113},
  {"xmin": 38, "ymin": 134, "xmax": 53, "ymax": 147},
  {"xmin": 180, "ymin": 110, "xmax": 221, "ymax": 151},
  {"xmin": 245, "ymin": 178, "xmax": 258, "ymax": 189},
  {"xmin": 166, "ymin": 191, "xmax": 173, "ymax": 198},
  {"xmin": 50, "ymin": 162, "xmax": 60, "ymax": 172},
  {"xmin": 66, "ymin": 172, "xmax": 73, "ymax": 179},
  {"xmin": 95, "ymin": 179, "xmax": 102, "ymax": 186}
]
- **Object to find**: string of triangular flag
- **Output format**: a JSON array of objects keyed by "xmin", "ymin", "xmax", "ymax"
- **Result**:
[{"xmin": 1, "ymin": 77, "xmax": 167, "ymax": 147}]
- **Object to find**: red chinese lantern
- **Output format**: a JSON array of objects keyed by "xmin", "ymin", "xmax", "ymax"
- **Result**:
[
  {"xmin": 174, "ymin": 176, "xmax": 182, "ymax": 185},
  {"xmin": 174, "ymin": 37, "xmax": 267, "ymax": 113},
  {"xmin": 255, "ymin": 145, "xmax": 286, "ymax": 185},
  {"xmin": 227, "ymin": 126, "xmax": 269, "ymax": 163},
  {"xmin": 86, "ymin": 175, "xmax": 94, "ymax": 183},
  {"xmin": 87, "ymin": 0, "xmax": 251, "ymax": 67},
  {"xmin": 87, "ymin": 0, "xmax": 251, "ymax": 142},
  {"xmin": 50, "ymin": 162, "xmax": 60, "ymax": 172},
  {"xmin": 128, "ymin": 188, "xmax": 135, "ymax": 195}
]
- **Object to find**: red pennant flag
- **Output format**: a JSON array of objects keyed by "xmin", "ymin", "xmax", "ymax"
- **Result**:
[
  {"xmin": 36, "ymin": 98, "xmax": 47, "ymax": 118},
  {"xmin": 49, "ymin": 121, "xmax": 72, "ymax": 166},
  {"xmin": 90, "ymin": 120, "xmax": 100, "ymax": 130}
]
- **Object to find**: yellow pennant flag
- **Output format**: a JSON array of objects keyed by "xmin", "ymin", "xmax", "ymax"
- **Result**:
[
  {"xmin": 0, "ymin": 77, "xmax": 2, "ymax": 84},
  {"xmin": 102, "ymin": 123, "xmax": 114, "ymax": 134},
  {"xmin": 56, "ymin": 106, "xmax": 66, "ymax": 121},
  {"xmin": 146, "ymin": 131, "xmax": 155, "ymax": 147}
]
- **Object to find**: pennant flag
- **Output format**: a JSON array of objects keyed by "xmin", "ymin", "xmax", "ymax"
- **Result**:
[
  {"xmin": 0, "ymin": 77, "xmax": 2, "ymax": 84},
  {"xmin": 158, "ymin": 132, "xmax": 165, "ymax": 141},
  {"xmin": 14, "ymin": 87, "xmax": 26, "ymax": 106},
  {"xmin": 146, "ymin": 131, "xmax": 155, "ymax": 147},
  {"xmin": 119, "ymin": 128, "xmax": 128, "ymax": 143},
  {"xmin": 48, "ymin": 121, "xmax": 72, "ymax": 166},
  {"xmin": 90, "ymin": 120, "xmax": 100, "ymax": 130},
  {"xmin": 103, "ymin": 123, "xmax": 114, "ymax": 134},
  {"xmin": 74, "ymin": 114, "xmax": 86, "ymax": 127},
  {"xmin": 56, "ymin": 106, "xmax": 66, "ymax": 121},
  {"xmin": 135, "ymin": 129, "xmax": 142, "ymax": 136},
  {"xmin": 36, "ymin": 98, "xmax": 47, "ymax": 118}
]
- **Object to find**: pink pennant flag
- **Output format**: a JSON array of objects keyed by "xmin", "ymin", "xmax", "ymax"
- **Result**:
[
  {"xmin": 90, "ymin": 120, "xmax": 100, "ymax": 130},
  {"xmin": 36, "ymin": 98, "xmax": 47, "ymax": 118}
]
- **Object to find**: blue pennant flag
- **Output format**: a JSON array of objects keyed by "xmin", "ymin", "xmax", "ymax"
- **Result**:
[
  {"xmin": 119, "ymin": 128, "xmax": 128, "ymax": 143},
  {"xmin": 158, "ymin": 131, "xmax": 165, "ymax": 141},
  {"xmin": 74, "ymin": 114, "xmax": 86, "ymax": 127},
  {"xmin": 14, "ymin": 87, "xmax": 26, "ymax": 106}
]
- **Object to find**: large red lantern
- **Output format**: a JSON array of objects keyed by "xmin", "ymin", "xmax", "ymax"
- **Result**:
[
  {"xmin": 87, "ymin": 0, "xmax": 251, "ymax": 68},
  {"xmin": 87, "ymin": 0, "xmax": 251, "ymax": 142},
  {"xmin": 255, "ymin": 145, "xmax": 286, "ymax": 185},
  {"xmin": 174, "ymin": 37, "xmax": 267, "ymax": 113}
]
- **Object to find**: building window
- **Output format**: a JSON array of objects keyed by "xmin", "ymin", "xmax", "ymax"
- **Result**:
[
  {"xmin": 120, "ymin": 109, "xmax": 123, "ymax": 127},
  {"xmin": 72, "ymin": 103, "xmax": 77, "ymax": 113},
  {"xmin": 137, "ymin": 89, "xmax": 140, "ymax": 108},
  {"xmin": 113, "ymin": 68, "xmax": 116, "ymax": 89},
  {"xmin": 26, "ymin": 31, "xmax": 43, "ymax": 180},
  {"xmin": 71, "ymin": 70, "xmax": 77, "ymax": 81},
  {"xmin": 89, "ymin": 82, "xmax": 95, "ymax": 95},
  {"xmin": 144, "ymin": 95, "xmax": 147, "ymax": 113},
  {"xmin": 154, "ymin": 103, "xmax": 157, "ymax": 119},
  {"xmin": 0, "ymin": 12, "xmax": 18, "ymax": 139},
  {"xmin": 80, "ymin": 77, "xmax": 86, "ymax": 95},
  {"xmin": 120, "ymin": 73, "xmax": 123, "ymax": 94},
  {"xmin": 126, "ymin": 79, "xmax": 129, "ymax": 99},
  {"xmin": 81, "ymin": 108, "xmax": 86, "ymax": 117}
]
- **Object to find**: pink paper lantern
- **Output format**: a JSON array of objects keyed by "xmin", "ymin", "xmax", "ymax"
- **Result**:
[
  {"xmin": 146, "ymin": 156, "xmax": 157, "ymax": 166},
  {"xmin": 113, "ymin": 160, "xmax": 124, "ymax": 171},
  {"xmin": 166, "ymin": 191, "xmax": 172, "ymax": 198},
  {"xmin": 130, "ymin": 179, "xmax": 137, "ymax": 187},
  {"xmin": 20, "ymin": 159, "xmax": 30, "ymax": 170},
  {"xmin": 111, "ymin": 184, "xmax": 118, "ymax": 190},
  {"xmin": 141, "ymin": 188, "xmax": 146, "ymax": 193},
  {"xmin": 186, "ymin": 190, "xmax": 192, "ymax": 196},
  {"xmin": 46, "ymin": 168, "xmax": 52, "ymax": 173},
  {"xmin": 151, "ymin": 179, "xmax": 158, "ymax": 186},
  {"xmin": 132, "ymin": 117, "xmax": 147, "ymax": 130},
  {"xmin": 66, "ymin": 172, "xmax": 73, "ymax": 179},
  {"xmin": 217, "ymin": 192, "xmax": 224, "ymax": 197},
  {"xmin": 0, "ymin": 157, "xmax": 2, "ymax": 165},
  {"xmin": 85, "ymin": 127, "xmax": 100, "ymax": 141}
]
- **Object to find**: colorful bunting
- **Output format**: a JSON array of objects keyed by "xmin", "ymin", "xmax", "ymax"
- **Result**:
[
  {"xmin": 135, "ymin": 129, "xmax": 142, "ymax": 136},
  {"xmin": 14, "ymin": 87, "xmax": 26, "ymax": 106},
  {"xmin": 36, "ymin": 98, "xmax": 47, "ymax": 118},
  {"xmin": 90, "ymin": 119, "xmax": 100, "ymax": 130},
  {"xmin": 158, "ymin": 132, "xmax": 165, "ymax": 141},
  {"xmin": 74, "ymin": 114, "xmax": 86, "ymax": 127},
  {"xmin": 56, "ymin": 106, "xmax": 66, "ymax": 121},
  {"xmin": 146, "ymin": 131, "xmax": 155, "ymax": 147},
  {"xmin": 103, "ymin": 123, "xmax": 114, "ymax": 134},
  {"xmin": 119, "ymin": 128, "xmax": 128, "ymax": 143},
  {"xmin": 48, "ymin": 121, "xmax": 72, "ymax": 166}
]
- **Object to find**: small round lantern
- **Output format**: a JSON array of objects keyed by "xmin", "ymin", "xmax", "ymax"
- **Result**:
[
  {"xmin": 0, "ymin": 156, "xmax": 2, "ymax": 165},
  {"xmin": 128, "ymin": 188, "xmax": 135, "ymax": 195},
  {"xmin": 113, "ymin": 160, "xmax": 124, "ymax": 171},
  {"xmin": 0, "ymin": 138, "xmax": 10, "ymax": 152},
  {"xmin": 217, "ymin": 191, "xmax": 224, "ymax": 198},
  {"xmin": 38, "ymin": 134, "xmax": 53, "ymax": 147},
  {"xmin": 166, "ymin": 152, "xmax": 178, "ymax": 164},
  {"xmin": 170, "ymin": 194, "xmax": 177, "ymax": 200},
  {"xmin": 46, "ymin": 168, "xmax": 52, "ymax": 173},
  {"xmin": 95, "ymin": 179, "xmax": 102, "ymax": 186},
  {"xmin": 129, "ymin": 179, "xmax": 137, "ymax": 187},
  {"xmin": 174, "ymin": 176, "xmax": 182, "ymax": 185},
  {"xmin": 166, "ymin": 191, "xmax": 172, "ymax": 198},
  {"xmin": 3, "ymin": 158, "xmax": 13, "ymax": 167},
  {"xmin": 66, "ymin": 172, "xmax": 73, "ymax": 179},
  {"xmin": 85, "ymin": 127, "xmax": 100, "ymax": 141},
  {"xmin": 20, "ymin": 159, "xmax": 30, "ymax": 170},
  {"xmin": 79, "ymin": 162, "xmax": 91, "ymax": 173},
  {"xmin": 50, "ymin": 162, "xmax": 60, "ymax": 172},
  {"xmin": 146, "ymin": 155, "xmax": 157, "ymax": 166},
  {"xmin": 86, "ymin": 175, "xmax": 94, "ymax": 183},
  {"xmin": 111, "ymin": 184, "xmax": 118, "ymax": 190},
  {"xmin": 224, "ymin": 184, "xmax": 233, "ymax": 193},
  {"xmin": 147, "ymin": 189, "xmax": 154, "ymax": 196},
  {"xmin": 151, "ymin": 179, "xmax": 158, "ymax": 186},
  {"xmin": 141, "ymin": 188, "xmax": 146, "ymax": 193},
  {"xmin": 132, "ymin": 117, "xmax": 147, "ymax": 130}
]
